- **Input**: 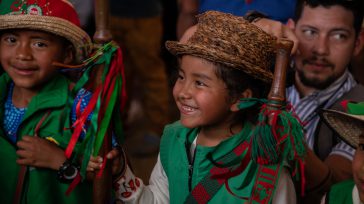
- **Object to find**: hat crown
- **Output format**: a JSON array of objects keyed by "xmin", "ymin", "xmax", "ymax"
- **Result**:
[
  {"xmin": 0, "ymin": 0, "xmax": 81, "ymax": 27},
  {"xmin": 189, "ymin": 11, "xmax": 276, "ymax": 71},
  {"xmin": 166, "ymin": 11, "xmax": 277, "ymax": 83}
]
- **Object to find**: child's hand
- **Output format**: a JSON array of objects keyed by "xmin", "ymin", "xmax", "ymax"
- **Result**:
[
  {"xmin": 16, "ymin": 136, "xmax": 66, "ymax": 170},
  {"xmin": 86, "ymin": 146, "xmax": 125, "ymax": 177},
  {"xmin": 108, "ymin": 147, "xmax": 125, "ymax": 177},
  {"xmin": 87, "ymin": 155, "xmax": 103, "ymax": 172}
]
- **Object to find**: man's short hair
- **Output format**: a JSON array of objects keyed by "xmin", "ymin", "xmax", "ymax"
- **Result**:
[{"xmin": 293, "ymin": 0, "xmax": 364, "ymax": 35}]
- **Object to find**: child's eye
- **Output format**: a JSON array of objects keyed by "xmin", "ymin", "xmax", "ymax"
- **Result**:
[
  {"xmin": 2, "ymin": 36, "xmax": 16, "ymax": 44},
  {"xmin": 7, "ymin": 37, "xmax": 16, "ymax": 43},
  {"xmin": 195, "ymin": 80, "xmax": 206, "ymax": 87},
  {"xmin": 177, "ymin": 74, "xmax": 184, "ymax": 81},
  {"xmin": 33, "ymin": 42, "xmax": 47, "ymax": 48}
]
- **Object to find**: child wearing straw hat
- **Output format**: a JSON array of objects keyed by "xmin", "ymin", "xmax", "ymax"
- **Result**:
[
  {"xmin": 88, "ymin": 10, "xmax": 303, "ymax": 204},
  {"xmin": 0, "ymin": 0, "xmax": 94, "ymax": 203},
  {"xmin": 320, "ymin": 102, "xmax": 364, "ymax": 204}
]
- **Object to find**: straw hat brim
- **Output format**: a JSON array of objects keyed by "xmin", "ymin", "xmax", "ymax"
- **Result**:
[
  {"xmin": 0, "ymin": 15, "xmax": 92, "ymax": 62},
  {"xmin": 166, "ymin": 41, "xmax": 274, "ymax": 83},
  {"xmin": 321, "ymin": 109, "xmax": 364, "ymax": 148}
]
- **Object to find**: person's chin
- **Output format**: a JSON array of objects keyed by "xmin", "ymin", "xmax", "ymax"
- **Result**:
[
  {"xmin": 179, "ymin": 118, "xmax": 198, "ymax": 129},
  {"xmin": 298, "ymin": 70, "xmax": 334, "ymax": 90}
]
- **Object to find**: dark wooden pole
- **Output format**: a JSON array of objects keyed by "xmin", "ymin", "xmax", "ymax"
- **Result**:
[
  {"xmin": 267, "ymin": 39, "xmax": 293, "ymax": 109},
  {"xmin": 93, "ymin": 0, "xmax": 112, "ymax": 44},
  {"xmin": 92, "ymin": 0, "xmax": 113, "ymax": 203}
]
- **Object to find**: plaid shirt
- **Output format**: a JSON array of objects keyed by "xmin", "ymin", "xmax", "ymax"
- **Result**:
[{"xmin": 287, "ymin": 70, "xmax": 356, "ymax": 160}]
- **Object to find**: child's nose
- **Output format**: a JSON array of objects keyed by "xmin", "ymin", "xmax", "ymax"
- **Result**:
[
  {"xmin": 16, "ymin": 44, "xmax": 33, "ymax": 60},
  {"xmin": 177, "ymin": 83, "xmax": 192, "ymax": 99}
]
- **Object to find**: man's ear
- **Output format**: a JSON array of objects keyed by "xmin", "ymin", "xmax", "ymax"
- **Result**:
[
  {"xmin": 62, "ymin": 45, "xmax": 74, "ymax": 65},
  {"xmin": 230, "ymin": 88, "xmax": 253, "ymax": 112},
  {"xmin": 353, "ymin": 29, "xmax": 364, "ymax": 57}
]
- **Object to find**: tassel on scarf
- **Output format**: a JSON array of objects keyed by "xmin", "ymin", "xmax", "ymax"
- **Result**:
[
  {"xmin": 239, "ymin": 98, "xmax": 306, "ymax": 196},
  {"xmin": 238, "ymin": 98, "xmax": 305, "ymax": 165}
]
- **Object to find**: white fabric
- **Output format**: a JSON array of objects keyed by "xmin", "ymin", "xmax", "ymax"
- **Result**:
[
  {"xmin": 114, "ymin": 155, "xmax": 169, "ymax": 203},
  {"xmin": 353, "ymin": 185, "xmax": 362, "ymax": 204},
  {"xmin": 114, "ymin": 155, "xmax": 296, "ymax": 203}
]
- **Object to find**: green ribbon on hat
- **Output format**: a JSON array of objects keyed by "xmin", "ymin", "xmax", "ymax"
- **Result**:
[{"xmin": 347, "ymin": 102, "xmax": 364, "ymax": 115}]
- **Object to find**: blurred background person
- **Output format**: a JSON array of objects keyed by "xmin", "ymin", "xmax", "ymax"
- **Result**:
[
  {"xmin": 177, "ymin": 0, "xmax": 297, "ymax": 39},
  {"xmin": 108, "ymin": 0, "xmax": 171, "ymax": 157}
]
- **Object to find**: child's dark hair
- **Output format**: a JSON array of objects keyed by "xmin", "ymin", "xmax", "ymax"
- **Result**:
[
  {"xmin": 212, "ymin": 62, "xmax": 270, "ymax": 126},
  {"xmin": 294, "ymin": 0, "xmax": 364, "ymax": 36}
]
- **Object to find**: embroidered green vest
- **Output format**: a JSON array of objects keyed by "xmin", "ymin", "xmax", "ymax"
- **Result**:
[
  {"xmin": 326, "ymin": 180, "xmax": 355, "ymax": 204},
  {"xmin": 160, "ymin": 121, "xmax": 281, "ymax": 204},
  {"xmin": 0, "ymin": 73, "xmax": 92, "ymax": 204}
]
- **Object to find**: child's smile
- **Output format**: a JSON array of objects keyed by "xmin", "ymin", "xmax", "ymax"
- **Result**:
[
  {"xmin": 9, "ymin": 61, "xmax": 38, "ymax": 76},
  {"xmin": 179, "ymin": 103, "xmax": 198, "ymax": 115}
]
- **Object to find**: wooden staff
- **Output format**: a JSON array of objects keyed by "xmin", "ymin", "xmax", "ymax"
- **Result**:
[
  {"xmin": 267, "ymin": 39, "xmax": 307, "ymax": 196},
  {"xmin": 267, "ymin": 39, "xmax": 293, "ymax": 110},
  {"xmin": 92, "ymin": 0, "xmax": 113, "ymax": 203},
  {"xmin": 93, "ymin": 0, "xmax": 112, "ymax": 44}
]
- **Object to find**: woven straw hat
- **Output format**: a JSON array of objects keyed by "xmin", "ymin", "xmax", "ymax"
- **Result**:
[
  {"xmin": 0, "ymin": 0, "xmax": 92, "ymax": 63},
  {"xmin": 322, "ymin": 106, "xmax": 364, "ymax": 148},
  {"xmin": 166, "ymin": 11, "xmax": 277, "ymax": 83}
]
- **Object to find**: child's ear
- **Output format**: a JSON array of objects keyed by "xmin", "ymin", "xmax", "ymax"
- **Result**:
[
  {"xmin": 62, "ymin": 45, "xmax": 74, "ymax": 64},
  {"xmin": 230, "ymin": 88, "xmax": 253, "ymax": 112}
]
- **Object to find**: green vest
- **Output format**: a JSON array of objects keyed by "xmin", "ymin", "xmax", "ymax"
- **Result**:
[
  {"xmin": 0, "ymin": 73, "xmax": 92, "ymax": 204},
  {"xmin": 160, "ymin": 121, "xmax": 280, "ymax": 204},
  {"xmin": 326, "ymin": 180, "xmax": 355, "ymax": 204}
]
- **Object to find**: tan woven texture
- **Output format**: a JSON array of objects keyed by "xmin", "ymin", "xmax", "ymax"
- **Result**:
[
  {"xmin": 322, "ymin": 109, "xmax": 364, "ymax": 148},
  {"xmin": 166, "ymin": 11, "xmax": 277, "ymax": 83},
  {"xmin": 0, "ymin": 15, "xmax": 92, "ymax": 63}
]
